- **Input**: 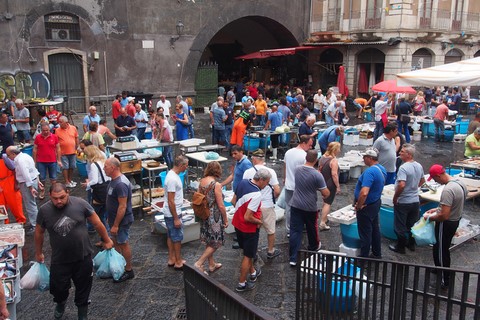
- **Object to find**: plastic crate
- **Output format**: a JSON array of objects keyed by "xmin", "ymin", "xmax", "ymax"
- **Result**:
[
  {"xmin": 340, "ymin": 222, "xmax": 361, "ymax": 248},
  {"xmin": 77, "ymin": 160, "xmax": 88, "ymax": 178},
  {"xmin": 379, "ymin": 206, "xmax": 397, "ymax": 240},
  {"xmin": 243, "ymin": 136, "xmax": 260, "ymax": 151}
]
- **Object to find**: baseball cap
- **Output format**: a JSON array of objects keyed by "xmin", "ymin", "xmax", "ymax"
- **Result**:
[
  {"xmin": 428, "ymin": 164, "xmax": 445, "ymax": 181},
  {"xmin": 362, "ymin": 148, "xmax": 378, "ymax": 158},
  {"xmin": 252, "ymin": 149, "xmax": 265, "ymax": 157},
  {"xmin": 378, "ymin": 92, "xmax": 387, "ymax": 97},
  {"xmin": 127, "ymin": 96, "xmax": 135, "ymax": 102},
  {"xmin": 272, "ymin": 102, "xmax": 279, "ymax": 106}
]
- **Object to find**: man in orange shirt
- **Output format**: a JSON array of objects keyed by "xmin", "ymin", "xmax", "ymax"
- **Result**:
[
  {"xmin": 254, "ymin": 94, "xmax": 267, "ymax": 126},
  {"xmin": 55, "ymin": 116, "xmax": 79, "ymax": 188},
  {"xmin": 0, "ymin": 156, "xmax": 25, "ymax": 224},
  {"xmin": 354, "ymin": 97, "xmax": 368, "ymax": 119}
]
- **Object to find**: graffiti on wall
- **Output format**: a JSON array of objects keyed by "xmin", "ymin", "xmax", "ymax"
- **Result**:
[{"xmin": 0, "ymin": 71, "xmax": 51, "ymax": 101}]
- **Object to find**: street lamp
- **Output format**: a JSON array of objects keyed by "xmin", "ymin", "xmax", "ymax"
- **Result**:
[{"xmin": 170, "ymin": 20, "xmax": 184, "ymax": 48}]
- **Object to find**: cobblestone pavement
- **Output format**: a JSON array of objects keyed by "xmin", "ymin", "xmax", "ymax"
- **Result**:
[{"xmin": 16, "ymin": 113, "xmax": 480, "ymax": 319}]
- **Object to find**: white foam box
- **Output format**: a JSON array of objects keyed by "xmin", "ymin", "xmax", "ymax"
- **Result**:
[
  {"xmin": 454, "ymin": 134, "xmax": 467, "ymax": 143},
  {"xmin": 350, "ymin": 166, "xmax": 363, "ymax": 179},
  {"xmin": 359, "ymin": 138, "xmax": 373, "ymax": 146},
  {"xmin": 380, "ymin": 184, "xmax": 395, "ymax": 207},
  {"xmin": 182, "ymin": 221, "xmax": 200, "ymax": 244},
  {"xmin": 339, "ymin": 243, "xmax": 360, "ymax": 257},
  {"xmin": 344, "ymin": 134, "xmax": 360, "ymax": 146},
  {"xmin": 225, "ymin": 207, "xmax": 236, "ymax": 234}
]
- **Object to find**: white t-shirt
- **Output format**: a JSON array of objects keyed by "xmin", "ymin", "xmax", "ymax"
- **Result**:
[
  {"xmin": 156, "ymin": 100, "xmax": 171, "ymax": 118},
  {"xmin": 284, "ymin": 148, "xmax": 306, "ymax": 190},
  {"xmin": 313, "ymin": 93, "xmax": 325, "ymax": 110},
  {"xmin": 162, "ymin": 171, "xmax": 183, "ymax": 217},
  {"xmin": 243, "ymin": 164, "xmax": 279, "ymax": 208}
]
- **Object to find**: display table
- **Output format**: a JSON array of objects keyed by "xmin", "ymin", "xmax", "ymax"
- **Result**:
[
  {"xmin": 179, "ymin": 138, "xmax": 206, "ymax": 153},
  {"xmin": 419, "ymin": 177, "xmax": 480, "ymax": 203},
  {"xmin": 185, "ymin": 152, "xmax": 228, "ymax": 182},
  {"xmin": 151, "ymin": 203, "xmax": 199, "ymax": 243},
  {"xmin": 141, "ymin": 161, "xmax": 168, "ymax": 204}
]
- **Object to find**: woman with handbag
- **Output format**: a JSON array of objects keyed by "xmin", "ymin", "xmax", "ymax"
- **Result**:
[
  {"xmin": 194, "ymin": 161, "xmax": 228, "ymax": 275},
  {"xmin": 81, "ymin": 145, "xmax": 111, "ymax": 246}
]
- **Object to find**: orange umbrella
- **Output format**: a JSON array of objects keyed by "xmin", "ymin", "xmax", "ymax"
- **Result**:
[
  {"xmin": 337, "ymin": 66, "xmax": 349, "ymax": 96},
  {"xmin": 371, "ymin": 79, "xmax": 416, "ymax": 94}
]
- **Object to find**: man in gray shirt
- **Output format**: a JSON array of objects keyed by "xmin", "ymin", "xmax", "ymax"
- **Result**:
[
  {"xmin": 12, "ymin": 99, "xmax": 31, "ymax": 143},
  {"xmin": 288, "ymin": 149, "xmax": 330, "ymax": 266},
  {"xmin": 373, "ymin": 121, "xmax": 398, "ymax": 185},
  {"xmin": 423, "ymin": 164, "xmax": 467, "ymax": 289},
  {"xmin": 390, "ymin": 144, "xmax": 425, "ymax": 254}
]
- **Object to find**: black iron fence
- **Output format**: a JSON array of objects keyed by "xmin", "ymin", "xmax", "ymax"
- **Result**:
[
  {"xmin": 183, "ymin": 264, "xmax": 275, "ymax": 320},
  {"xmin": 295, "ymin": 250, "xmax": 480, "ymax": 320}
]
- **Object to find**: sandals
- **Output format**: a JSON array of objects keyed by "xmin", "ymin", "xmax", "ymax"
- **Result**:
[
  {"xmin": 209, "ymin": 263, "xmax": 222, "ymax": 273},
  {"xmin": 194, "ymin": 263, "xmax": 209, "ymax": 275}
]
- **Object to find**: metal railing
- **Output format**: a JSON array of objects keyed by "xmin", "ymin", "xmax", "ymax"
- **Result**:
[
  {"xmin": 183, "ymin": 264, "xmax": 275, "ymax": 320},
  {"xmin": 296, "ymin": 250, "xmax": 480, "ymax": 320}
]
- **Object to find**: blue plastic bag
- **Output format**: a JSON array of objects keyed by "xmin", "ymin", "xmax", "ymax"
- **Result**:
[
  {"xmin": 96, "ymin": 250, "xmax": 112, "ymax": 279},
  {"xmin": 38, "ymin": 263, "xmax": 50, "ymax": 292},
  {"xmin": 411, "ymin": 217, "xmax": 436, "ymax": 246},
  {"xmin": 109, "ymin": 249, "xmax": 126, "ymax": 281},
  {"xmin": 93, "ymin": 250, "xmax": 108, "ymax": 271}
]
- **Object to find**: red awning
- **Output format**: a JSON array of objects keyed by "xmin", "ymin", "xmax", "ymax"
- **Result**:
[{"xmin": 235, "ymin": 46, "xmax": 317, "ymax": 60}]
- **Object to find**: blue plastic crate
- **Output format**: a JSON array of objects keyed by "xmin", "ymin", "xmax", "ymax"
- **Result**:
[
  {"xmin": 77, "ymin": 160, "xmax": 88, "ymax": 178},
  {"xmin": 444, "ymin": 129, "xmax": 454, "ymax": 142},
  {"xmin": 340, "ymin": 222, "xmax": 361, "ymax": 248},
  {"xmin": 243, "ymin": 136, "xmax": 260, "ymax": 151},
  {"xmin": 455, "ymin": 120, "xmax": 469, "ymax": 134},
  {"xmin": 318, "ymin": 262, "xmax": 359, "ymax": 312}
]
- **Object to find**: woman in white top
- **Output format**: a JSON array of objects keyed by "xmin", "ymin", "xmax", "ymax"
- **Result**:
[{"xmin": 81, "ymin": 145, "xmax": 111, "ymax": 245}]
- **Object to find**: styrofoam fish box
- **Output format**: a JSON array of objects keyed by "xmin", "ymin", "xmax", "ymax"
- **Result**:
[
  {"xmin": 359, "ymin": 138, "xmax": 373, "ymax": 146},
  {"xmin": 339, "ymin": 243, "xmax": 360, "ymax": 257}
]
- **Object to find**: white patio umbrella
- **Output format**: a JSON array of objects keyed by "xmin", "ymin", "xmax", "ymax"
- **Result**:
[{"xmin": 396, "ymin": 57, "xmax": 480, "ymax": 87}]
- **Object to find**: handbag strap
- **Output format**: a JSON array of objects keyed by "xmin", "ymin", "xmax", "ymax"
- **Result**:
[{"xmin": 93, "ymin": 162, "xmax": 106, "ymax": 184}]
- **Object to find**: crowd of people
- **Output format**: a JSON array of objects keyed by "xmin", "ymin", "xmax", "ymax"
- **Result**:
[{"xmin": 0, "ymin": 81, "xmax": 474, "ymax": 317}]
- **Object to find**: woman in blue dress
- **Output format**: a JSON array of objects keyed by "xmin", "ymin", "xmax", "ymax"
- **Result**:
[{"xmin": 172, "ymin": 103, "xmax": 189, "ymax": 141}]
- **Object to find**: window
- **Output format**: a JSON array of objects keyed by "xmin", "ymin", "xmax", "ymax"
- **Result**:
[
  {"xmin": 44, "ymin": 13, "xmax": 81, "ymax": 41},
  {"xmin": 452, "ymin": 0, "xmax": 465, "ymax": 31},
  {"xmin": 419, "ymin": 0, "xmax": 433, "ymax": 28},
  {"xmin": 365, "ymin": 0, "xmax": 382, "ymax": 29}
]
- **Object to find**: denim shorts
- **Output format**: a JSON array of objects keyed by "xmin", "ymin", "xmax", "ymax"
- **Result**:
[
  {"xmin": 112, "ymin": 223, "xmax": 132, "ymax": 244},
  {"xmin": 17, "ymin": 130, "xmax": 31, "ymax": 141},
  {"xmin": 164, "ymin": 216, "xmax": 183, "ymax": 242},
  {"xmin": 37, "ymin": 162, "xmax": 58, "ymax": 181},
  {"xmin": 61, "ymin": 154, "xmax": 77, "ymax": 170}
]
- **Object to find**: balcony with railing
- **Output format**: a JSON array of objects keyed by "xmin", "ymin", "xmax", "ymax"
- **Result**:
[{"xmin": 311, "ymin": 9, "xmax": 480, "ymax": 36}]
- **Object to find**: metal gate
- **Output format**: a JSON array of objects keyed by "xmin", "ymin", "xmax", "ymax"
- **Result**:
[
  {"xmin": 48, "ymin": 53, "xmax": 85, "ymax": 113},
  {"xmin": 195, "ymin": 62, "xmax": 218, "ymax": 110}
]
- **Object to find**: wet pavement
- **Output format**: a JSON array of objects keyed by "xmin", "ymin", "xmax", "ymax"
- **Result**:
[{"xmin": 15, "ymin": 113, "xmax": 480, "ymax": 319}]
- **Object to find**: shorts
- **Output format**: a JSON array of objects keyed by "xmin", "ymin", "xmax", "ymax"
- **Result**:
[
  {"xmin": 17, "ymin": 130, "xmax": 31, "ymax": 141},
  {"xmin": 112, "ymin": 223, "xmax": 132, "ymax": 244},
  {"xmin": 235, "ymin": 228, "xmax": 259, "ymax": 259},
  {"xmin": 164, "ymin": 216, "xmax": 184, "ymax": 242},
  {"xmin": 37, "ymin": 162, "xmax": 58, "ymax": 181},
  {"xmin": 261, "ymin": 207, "xmax": 276, "ymax": 235},
  {"xmin": 61, "ymin": 154, "xmax": 77, "ymax": 170}
]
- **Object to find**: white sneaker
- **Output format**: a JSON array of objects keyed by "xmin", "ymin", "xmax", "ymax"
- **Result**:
[
  {"xmin": 269, "ymin": 156, "xmax": 277, "ymax": 160},
  {"xmin": 66, "ymin": 182, "xmax": 75, "ymax": 188},
  {"xmin": 71, "ymin": 181, "xmax": 77, "ymax": 187}
]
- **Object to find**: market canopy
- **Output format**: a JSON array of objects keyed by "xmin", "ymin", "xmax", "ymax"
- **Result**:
[
  {"xmin": 396, "ymin": 57, "xmax": 480, "ymax": 87},
  {"xmin": 235, "ymin": 46, "xmax": 317, "ymax": 60},
  {"xmin": 371, "ymin": 79, "xmax": 416, "ymax": 94}
]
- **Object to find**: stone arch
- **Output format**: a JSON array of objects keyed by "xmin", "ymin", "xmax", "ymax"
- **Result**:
[
  {"xmin": 356, "ymin": 48, "xmax": 385, "ymax": 95},
  {"xmin": 412, "ymin": 48, "xmax": 434, "ymax": 70},
  {"xmin": 24, "ymin": 3, "xmax": 95, "ymax": 39},
  {"xmin": 183, "ymin": 12, "xmax": 304, "ymax": 91},
  {"xmin": 445, "ymin": 48, "xmax": 464, "ymax": 64}
]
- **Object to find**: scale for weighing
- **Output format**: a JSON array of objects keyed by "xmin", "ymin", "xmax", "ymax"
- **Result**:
[
  {"xmin": 114, "ymin": 135, "xmax": 137, "ymax": 150},
  {"xmin": 114, "ymin": 152, "xmax": 141, "ymax": 173}
]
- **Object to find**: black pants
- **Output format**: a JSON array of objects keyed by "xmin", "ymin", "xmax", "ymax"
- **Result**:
[
  {"xmin": 356, "ymin": 199, "xmax": 382, "ymax": 258},
  {"xmin": 433, "ymin": 220, "xmax": 459, "ymax": 285},
  {"xmin": 393, "ymin": 202, "xmax": 419, "ymax": 240},
  {"xmin": 50, "ymin": 255, "xmax": 93, "ymax": 306}
]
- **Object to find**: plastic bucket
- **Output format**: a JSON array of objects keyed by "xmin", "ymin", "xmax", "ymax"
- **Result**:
[
  {"xmin": 412, "ymin": 131, "xmax": 422, "ymax": 141},
  {"xmin": 159, "ymin": 170, "xmax": 186, "ymax": 187},
  {"xmin": 77, "ymin": 160, "xmax": 88, "ymax": 178}
]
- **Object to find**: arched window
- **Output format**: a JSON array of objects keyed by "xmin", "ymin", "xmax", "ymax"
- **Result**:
[
  {"xmin": 412, "ymin": 48, "xmax": 432, "ymax": 70},
  {"xmin": 444, "ymin": 48, "xmax": 463, "ymax": 64},
  {"xmin": 44, "ymin": 13, "xmax": 81, "ymax": 41}
]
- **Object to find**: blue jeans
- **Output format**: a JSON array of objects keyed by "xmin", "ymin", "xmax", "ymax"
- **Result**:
[
  {"xmin": 356, "ymin": 199, "xmax": 382, "ymax": 257},
  {"xmin": 163, "ymin": 146, "xmax": 173, "ymax": 169},
  {"xmin": 434, "ymin": 118, "xmax": 445, "ymax": 139},
  {"xmin": 188, "ymin": 124, "xmax": 195, "ymax": 139},
  {"xmin": 213, "ymin": 129, "xmax": 225, "ymax": 145},
  {"xmin": 256, "ymin": 115, "xmax": 266, "ymax": 126},
  {"xmin": 19, "ymin": 180, "xmax": 38, "ymax": 227},
  {"xmin": 224, "ymin": 123, "xmax": 233, "ymax": 149},
  {"xmin": 136, "ymin": 127, "xmax": 146, "ymax": 140},
  {"xmin": 289, "ymin": 206, "xmax": 319, "ymax": 263},
  {"xmin": 373, "ymin": 120, "xmax": 384, "ymax": 142},
  {"xmin": 37, "ymin": 162, "xmax": 58, "ymax": 182},
  {"xmin": 397, "ymin": 119, "xmax": 411, "ymax": 143}
]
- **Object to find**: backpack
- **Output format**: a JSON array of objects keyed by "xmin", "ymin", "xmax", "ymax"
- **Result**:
[{"xmin": 191, "ymin": 182, "xmax": 215, "ymax": 220}]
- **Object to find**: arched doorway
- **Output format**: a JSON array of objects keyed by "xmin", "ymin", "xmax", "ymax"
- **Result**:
[
  {"xmin": 318, "ymin": 49, "xmax": 343, "ymax": 90},
  {"xmin": 195, "ymin": 16, "xmax": 302, "ymax": 105},
  {"xmin": 412, "ymin": 48, "xmax": 433, "ymax": 70},
  {"xmin": 474, "ymin": 50, "xmax": 480, "ymax": 57},
  {"xmin": 444, "ymin": 48, "xmax": 463, "ymax": 64},
  {"xmin": 357, "ymin": 48, "xmax": 385, "ymax": 95}
]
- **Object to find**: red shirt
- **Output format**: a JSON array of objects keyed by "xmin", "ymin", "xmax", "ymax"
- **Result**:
[
  {"xmin": 47, "ymin": 110, "xmax": 61, "ymax": 123},
  {"xmin": 112, "ymin": 100, "xmax": 122, "ymax": 120},
  {"xmin": 34, "ymin": 133, "xmax": 59, "ymax": 162},
  {"xmin": 126, "ymin": 104, "xmax": 136, "ymax": 118}
]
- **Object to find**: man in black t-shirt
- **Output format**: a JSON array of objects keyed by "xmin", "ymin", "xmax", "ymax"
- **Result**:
[
  {"xmin": 35, "ymin": 183, "xmax": 112, "ymax": 319},
  {"xmin": 114, "ymin": 108, "xmax": 136, "ymax": 137}
]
